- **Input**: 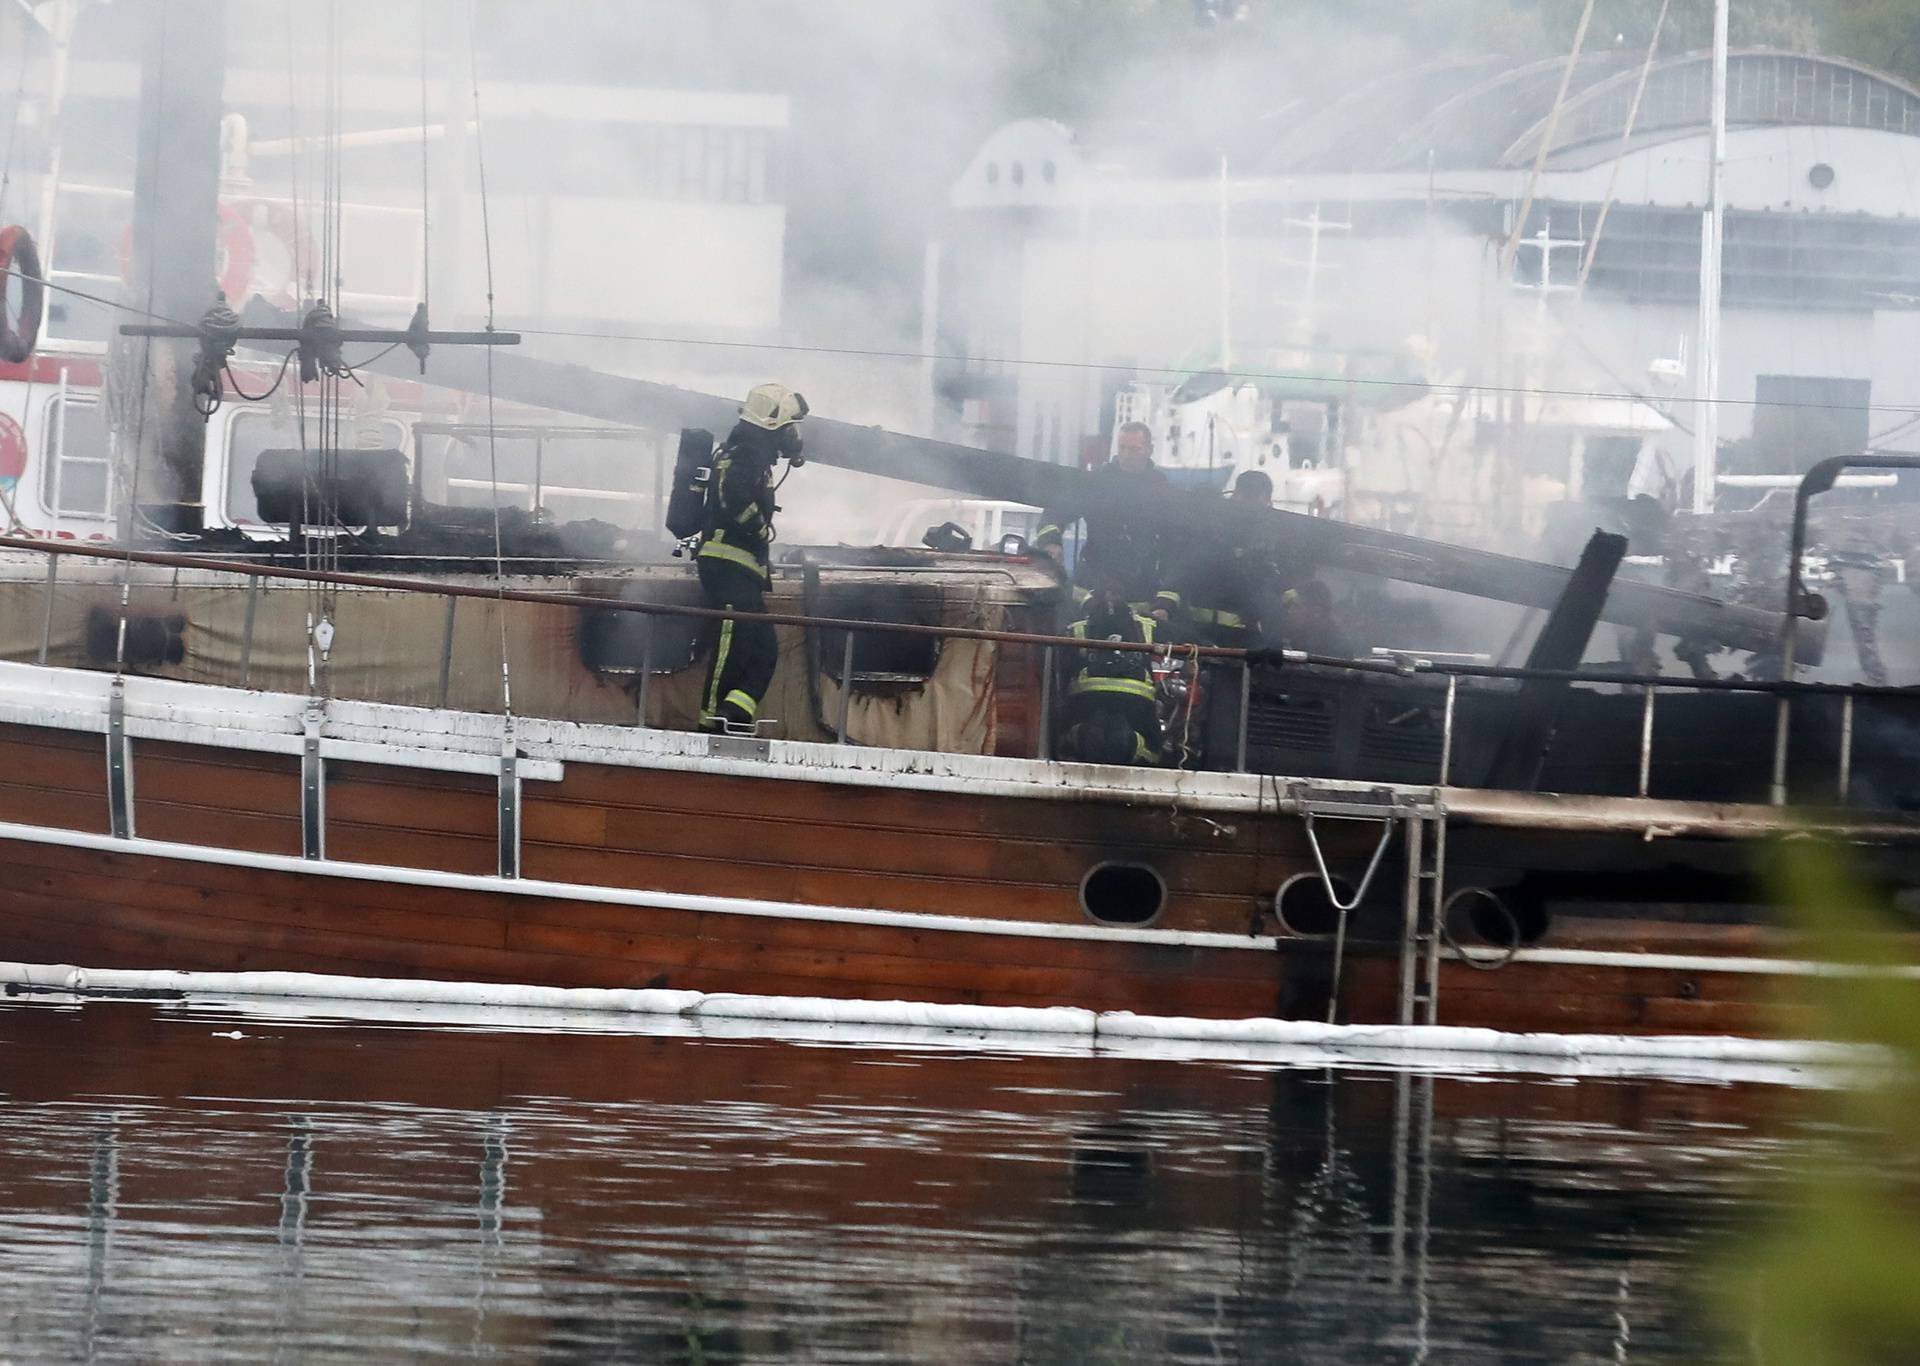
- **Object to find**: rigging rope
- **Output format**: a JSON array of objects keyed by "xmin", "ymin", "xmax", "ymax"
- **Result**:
[
  {"xmin": 1498, "ymin": 0, "xmax": 1597, "ymax": 275},
  {"xmin": 469, "ymin": 1, "xmax": 511, "ymax": 719},
  {"xmin": 1575, "ymin": 0, "xmax": 1670, "ymax": 297},
  {"xmin": 419, "ymin": 0, "xmax": 431, "ymax": 321}
]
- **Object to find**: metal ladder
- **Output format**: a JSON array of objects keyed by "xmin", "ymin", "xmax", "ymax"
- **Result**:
[
  {"xmin": 1397, "ymin": 802, "xmax": 1448, "ymax": 1027},
  {"xmin": 1291, "ymin": 786, "xmax": 1445, "ymax": 1026}
]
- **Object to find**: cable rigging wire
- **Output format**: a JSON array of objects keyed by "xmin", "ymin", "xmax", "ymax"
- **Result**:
[{"xmin": 468, "ymin": 0, "xmax": 512, "ymax": 722}]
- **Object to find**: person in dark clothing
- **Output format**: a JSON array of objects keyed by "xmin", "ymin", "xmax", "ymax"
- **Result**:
[
  {"xmin": 1035, "ymin": 420, "xmax": 1173, "ymax": 610},
  {"xmin": 1276, "ymin": 577, "xmax": 1352, "ymax": 658},
  {"xmin": 1147, "ymin": 469, "xmax": 1296, "ymax": 768},
  {"xmin": 697, "ymin": 382, "xmax": 808, "ymax": 732},
  {"xmin": 1058, "ymin": 593, "xmax": 1162, "ymax": 766},
  {"xmin": 1151, "ymin": 468, "xmax": 1287, "ymax": 648}
]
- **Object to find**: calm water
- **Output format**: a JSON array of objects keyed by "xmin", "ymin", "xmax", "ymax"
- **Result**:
[{"xmin": 0, "ymin": 996, "xmax": 1834, "ymax": 1364}]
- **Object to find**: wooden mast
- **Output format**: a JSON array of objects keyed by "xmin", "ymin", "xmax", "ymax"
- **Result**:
[{"xmin": 123, "ymin": 0, "xmax": 227, "ymax": 536}]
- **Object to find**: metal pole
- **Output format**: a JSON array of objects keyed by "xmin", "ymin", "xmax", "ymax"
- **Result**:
[
  {"xmin": 1637, "ymin": 684, "xmax": 1655, "ymax": 798},
  {"xmin": 1770, "ymin": 694, "xmax": 1791, "ymax": 807},
  {"xmin": 238, "ymin": 574, "xmax": 259, "ymax": 685},
  {"xmin": 37, "ymin": 554, "xmax": 58, "ymax": 665},
  {"xmin": 1690, "ymin": 0, "xmax": 1728, "ymax": 515},
  {"xmin": 1422, "ymin": 815, "xmax": 1445, "ymax": 1027},
  {"xmin": 1235, "ymin": 659, "xmax": 1251, "ymax": 773},
  {"xmin": 634, "ymin": 614, "xmax": 654, "ymax": 727},
  {"xmin": 1037, "ymin": 646, "xmax": 1053, "ymax": 760},
  {"xmin": 1396, "ymin": 810, "xmax": 1424, "ymax": 1027},
  {"xmin": 1838, "ymin": 693, "xmax": 1855, "ymax": 804},
  {"xmin": 1437, "ymin": 675, "xmax": 1457, "ymax": 784},
  {"xmin": 836, "ymin": 630, "xmax": 856, "ymax": 744},
  {"xmin": 436, "ymin": 597, "xmax": 457, "ymax": 708}
]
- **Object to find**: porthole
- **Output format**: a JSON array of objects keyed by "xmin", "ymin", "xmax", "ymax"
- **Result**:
[
  {"xmin": 1808, "ymin": 162, "xmax": 1835, "ymax": 190},
  {"xmin": 1273, "ymin": 872, "xmax": 1354, "ymax": 937},
  {"xmin": 985, "ymin": 162, "xmax": 999, "ymax": 185},
  {"xmin": 1080, "ymin": 862, "xmax": 1166, "ymax": 926},
  {"xmin": 1011, "ymin": 161, "xmax": 1025, "ymax": 187},
  {"xmin": 1042, "ymin": 160, "xmax": 1057, "ymax": 185}
]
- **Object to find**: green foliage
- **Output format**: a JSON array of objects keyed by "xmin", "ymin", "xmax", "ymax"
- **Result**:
[{"xmin": 1719, "ymin": 844, "xmax": 1920, "ymax": 1366}]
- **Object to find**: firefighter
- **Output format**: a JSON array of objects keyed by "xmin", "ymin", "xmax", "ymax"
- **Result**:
[
  {"xmin": 697, "ymin": 382, "xmax": 808, "ymax": 732},
  {"xmin": 1034, "ymin": 420, "xmax": 1172, "ymax": 610},
  {"xmin": 1143, "ymin": 469, "xmax": 1289, "ymax": 766},
  {"xmin": 1151, "ymin": 468, "xmax": 1285, "ymax": 648},
  {"xmin": 1058, "ymin": 591, "xmax": 1162, "ymax": 766}
]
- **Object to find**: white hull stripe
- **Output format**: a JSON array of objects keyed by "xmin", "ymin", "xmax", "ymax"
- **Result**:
[
  {"xmin": 0, "ymin": 817, "xmax": 1281, "ymax": 952},
  {"xmin": 0, "ymin": 959, "xmax": 1871, "ymax": 1070}
]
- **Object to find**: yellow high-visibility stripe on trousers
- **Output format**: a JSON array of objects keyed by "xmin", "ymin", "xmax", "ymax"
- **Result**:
[{"xmin": 706, "ymin": 618, "xmax": 735, "ymax": 715}]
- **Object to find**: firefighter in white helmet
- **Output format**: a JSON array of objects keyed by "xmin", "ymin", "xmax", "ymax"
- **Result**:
[{"xmin": 696, "ymin": 382, "xmax": 809, "ymax": 731}]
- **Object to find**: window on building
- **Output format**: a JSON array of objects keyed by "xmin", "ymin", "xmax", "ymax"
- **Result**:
[
  {"xmin": 1749, "ymin": 375, "xmax": 1871, "ymax": 477},
  {"xmin": 41, "ymin": 396, "xmax": 112, "ymax": 519}
]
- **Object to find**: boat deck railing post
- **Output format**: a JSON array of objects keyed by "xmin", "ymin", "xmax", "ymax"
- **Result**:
[
  {"xmin": 498, "ymin": 718, "xmax": 520, "ymax": 879},
  {"xmin": 239, "ymin": 575, "xmax": 260, "ymax": 686},
  {"xmin": 300, "ymin": 705, "xmax": 325, "ymax": 860},
  {"xmin": 1037, "ymin": 646, "xmax": 1053, "ymax": 761},
  {"xmin": 634, "ymin": 614, "xmax": 654, "ymax": 727},
  {"xmin": 1234, "ymin": 659, "xmax": 1251, "ymax": 774},
  {"xmin": 1638, "ymin": 685, "xmax": 1657, "ymax": 799},
  {"xmin": 1769, "ymin": 693, "xmax": 1791, "ymax": 806},
  {"xmin": 837, "ymin": 629, "xmax": 856, "ymax": 744},
  {"xmin": 1396, "ymin": 810, "xmax": 1425, "ymax": 1026},
  {"xmin": 1839, "ymin": 693, "xmax": 1856, "ymax": 804},
  {"xmin": 1437, "ymin": 675, "xmax": 1457, "ymax": 785},
  {"xmin": 36, "ymin": 553, "xmax": 57, "ymax": 667},
  {"xmin": 436, "ymin": 598, "xmax": 457, "ymax": 710},
  {"xmin": 105, "ymin": 678, "xmax": 132, "ymax": 840}
]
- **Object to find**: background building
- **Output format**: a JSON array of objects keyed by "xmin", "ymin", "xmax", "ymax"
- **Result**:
[{"xmin": 927, "ymin": 48, "xmax": 1920, "ymax": 528}]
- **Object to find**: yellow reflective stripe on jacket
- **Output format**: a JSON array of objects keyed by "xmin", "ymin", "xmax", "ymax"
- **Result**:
[
  {"xmin": 1069, "ymin": 675, "xmax": 1157, "ymax": 701},
  {"xmin": 698, "ymin": 537, "xmax": 769, "ymax": 578},
  {"xmin": 1191, "ymin": 606, "xmax": 1247, "ymax": 629},
  {"xmin": 1068, "ymin": 615, "xmax": 1156, "ymax": 643}
]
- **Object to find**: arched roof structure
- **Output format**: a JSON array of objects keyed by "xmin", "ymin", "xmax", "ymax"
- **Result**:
[
  {"xmin": 1497, "ymin": 50, "xmax": 1920, "ymax": 169},
  {"xmin": 1251, "ymin": 49, "xmax": 1920, "ymax": 176}
]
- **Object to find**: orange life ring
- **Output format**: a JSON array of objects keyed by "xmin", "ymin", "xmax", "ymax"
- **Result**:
[{"xmin": 0, "ymin": 225, "xmax": 46, "ymax": 363}]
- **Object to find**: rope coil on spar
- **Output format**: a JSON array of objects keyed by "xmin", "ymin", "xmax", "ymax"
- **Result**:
[{"xmin": 0, "ymin": 224, "xmax": 46, "ymax": 363}]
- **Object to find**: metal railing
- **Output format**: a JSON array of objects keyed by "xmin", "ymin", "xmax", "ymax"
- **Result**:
[{"xmin": 1, "ymin": 532, "xmax": 1913, "ymax": 806}]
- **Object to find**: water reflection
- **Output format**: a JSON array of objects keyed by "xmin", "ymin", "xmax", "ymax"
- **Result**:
[{"xmin": 0, "ymin": 998, "xmax": 1811, "ymax": 1363}]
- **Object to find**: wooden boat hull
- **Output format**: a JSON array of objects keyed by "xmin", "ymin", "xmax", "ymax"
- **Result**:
[{"xmin": 0, "ymin": 663, "xmax": 1911, "ymax": 1038}]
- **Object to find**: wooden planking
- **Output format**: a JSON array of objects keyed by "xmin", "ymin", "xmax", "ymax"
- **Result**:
[
  {"xmin": 0, "ymin": 838, "xmax": 1292, "ymax": 1017},
  {"xmin": 518, "ymin": 838, "xmax": 1264, "ymax": 934},
  {"xmin": 0, "ymin": 828, "xmax": 1841, "ymax": 1032},
  {"xmin": 326, "ymin": 761, "xmax": 497, "ymax": 836},
  {"xmin": 132, "ymin": 738, "xmax": 301, "ymax": 856},
  {"xmin": 0, "ymin": 783, "xmax": 107, "ymax": 835},
  {"xmin": 544, "ymin": 761, "xmax": 1329, "ymax": 861},
  {"xmin": 0, "ymin": 834, "xmax": 1276, "ymax": 983},
  {"xmin": 328, "ymin": 820, "xmax": 496, "ymax": 877},
  {"xmin": 0, "ymin": 725, "xmax": 111, "ymax": 835}
]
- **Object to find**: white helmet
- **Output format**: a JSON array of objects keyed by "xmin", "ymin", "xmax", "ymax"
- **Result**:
[{"xmin": 740, "ymin": 382, "xmax": 810, "ymax": 431}]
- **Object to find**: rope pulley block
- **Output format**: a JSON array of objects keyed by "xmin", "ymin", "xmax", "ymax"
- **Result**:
[
  {"xmin": 190, "ymin": 291, "xmax": 243, "ymax": 419},
  {"xmin": 297, "ymin": 298, "xmax": 345, "ymax": 382},
  {"xmin": 404, "ymin": 302, "xmax": 430, "ymax": 373},
  {"xmin": 0, "ymin": 225, "xmax": 47, "ymax": 364}
]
